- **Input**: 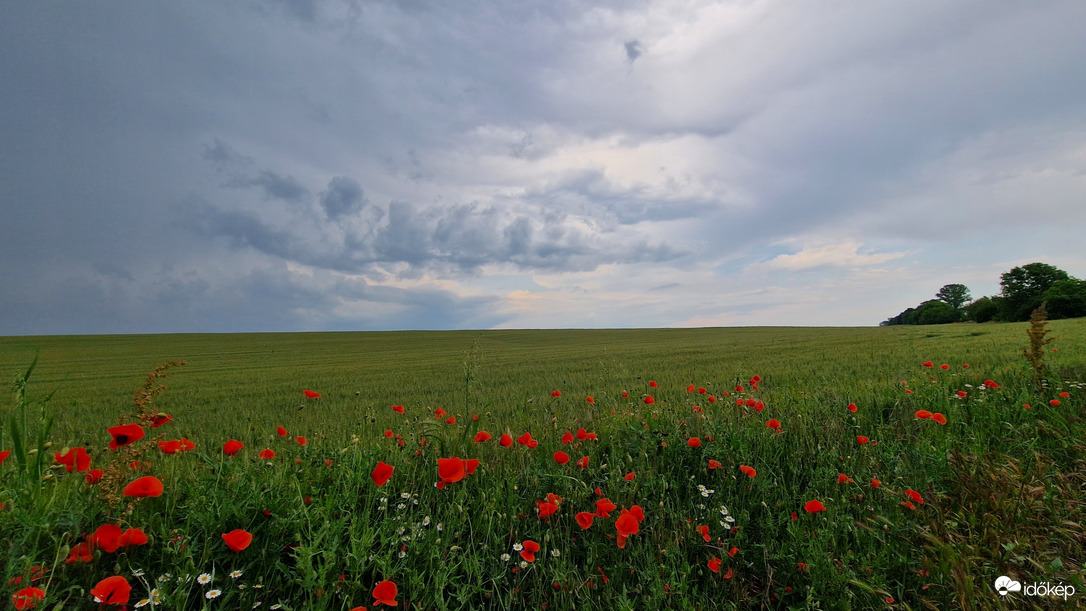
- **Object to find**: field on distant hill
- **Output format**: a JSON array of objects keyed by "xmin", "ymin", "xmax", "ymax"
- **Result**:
[{"xmin": 1, "ymin": 321, "xmax": 1083, "ymax": 609}]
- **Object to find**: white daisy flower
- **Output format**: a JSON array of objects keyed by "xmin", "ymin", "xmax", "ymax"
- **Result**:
[
  {"xmin": 230, "ymin": 570, "xmax": 243, "ymax": 579},
  {"xmin": 197, "ymin": 573, "xmax": 212, "ymax": 585},
  {"xmin": 270, "ymin": 604, "xmax": 282, "ymax": 610},
  {"xmin": 436, "ymin": 523, "xmax": 443, "ymax": 531},
  {"xmin": 501, "ymin": 553, "xmax": 511, "ymax": 562},
  {"xmin": 135, "ymin": 599, "xmax": 150, "ymax": 608},
  {"xmin": 519, "ymin": 561, "xmax": 528, "ymax": 569},
  {"xmin": 132, "ymin": 569, "xmax": 145, "ymax": 577},
  {"xmin": 206, "ymin": 589, "xmax": 222, "ymax": 599},
  {"xmin": 550, "ymin": 549, "xmax": 560, "ymax": 557},
  {"xmin": 401, "ymin": 492, "xmax": 411, "ymax": 499},
  {"xmin": 396, "ymin": 503, "xmax": 406, "ymax": 510},
  {"xmin": 252, "ymin": 603, "xmax": 262, "ymax": 609},
  {"xmin": 513, "ymin": 543, "xmax": 523, "ymax": 551},
  {"xmin": 422, "ymin": 516, "xmax": 431, "ymax": 526},
  {"xmin": 398, "ymin": 551, "xmax": 406, "ymax": 558},
  {"xmin": 157, "ymin": 573, "xmax": 171, "ymax": 582}
]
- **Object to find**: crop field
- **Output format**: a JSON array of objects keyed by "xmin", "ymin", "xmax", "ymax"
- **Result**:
[{"xmin": 1, "ymin": 321, "xmax": 1085, "ymax": 610}]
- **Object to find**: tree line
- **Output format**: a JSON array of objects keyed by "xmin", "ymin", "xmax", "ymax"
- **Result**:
[{"xmin": 881, "ymin": 262, "xmax": 1086, "ymax": 326}]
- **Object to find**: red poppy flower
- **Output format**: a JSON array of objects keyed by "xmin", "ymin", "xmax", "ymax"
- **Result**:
[
  {"xmin": 615, "ymin": 509, "xmax": 640, "ymax": 548},
  {"xmin": 118, "ymin": 528, "xmax": 148, "ymax": 547},
  {"xmin": 54, "ymin": 447, "xmax": 91, "ymax": 472},
  {"xmin": 595, "ymin": 498, "xmax": 617, "ymax": 517},
  {"xmin": 940, "ymin": 363, "xmax": 949, "ymax": 370},
  {"xmin": 552, "ymin": 451, "xmax": 570, "ymax": 464},
  {"xmin": 463, "ymin": 459, "xmax": 479, "ymax": 475},
  {"xmin": 259, "ymin": 449, "xmax": 276, "ymax": 459},
  {"xmin": 303, "ymin": 390, "xmax": 321, "ymax": 399},
  {"xmin": 222, "ymin": 439, "xmax": 244, "ymax": 456},
  {"xmin": 551, "ymin": 390, "xmax": 561, "ymax": 397},
  {"xmin": 499, "ymin": 433, "xmax": 513, "ymax": 447},
  {"xmin": 513, "ymin": 539, "xmax": 539, "ymax": 563},
  {"xmin": 65, "ymin": 541, "xmax": 93, "ymax": 563},
  {"xmin": 932, "ymin": 413, "xmax": 947, "ymax": 425},
  {"xmin": 765, "ymin": 419, "xmax": 781, "ymax": 430},
  {"xmin": 107, "ymin": 424, "xmax": 145, "ymax": 451},
  {"xmin": 90, "ymin": 575, "xmax": 131, "ymax": 605},
  {"xmin": 687, "ymin": 384, "xmax": 696, "ymax": 392},
  {"xmin": 739, "ymin": 465, "xmax": 756, "ymax": 478},
  {"xmin": 159, "ymin": 440, "xmax": 184, "ymax": 455},
  {"xmin": 708, "ymin": 395, "xmax": 716, "ymax": 403},
  {"xmin": 277, "ymin": 426, "xmax": 288, "ymax": 437},
  {"xmin": 915, "ymin": 410, "xmax": 932, "ymax": 419},
  {"xmin": 437, "ymin": 457, "xmax": 466, "ymax": 483},
  {"xmin": 707, "ymin": 557, "xmax": 722, "ymax": 573},
  {"xmin": 871, "ymin": 477, "xmax": 881, "ymax": 488},
  {"xmin": 621, "ymin": 391, "xmax": 629, "ymax": 398},
  {"xmin": 984, "ymin": 379, "xmax": 999, "ymax": 389},
  {"xmin": 537, "ymin": 501, "xmax": 558, "ymax": 518},
  {"xmin": 122, "ymin": 475, "xmax": 163, "ymax": 498},
  {"xmin": 391, "ymin": 404, "xmax": 404, "ymax": 414},
  {"xmin": 647, "ymin": 380, "xmax": 657, "ymax": 388},
  {"xmin": 708, "ymin": 459, "xmax": 722, "ymax": 469},
  {"xmin": 295, "ymin": 436, "xmax": 307, "ymax": 446},
  {"xmin": 905, "ymin": 489, "xmax": 923, "ymax": 505},
  {"xmin": 1059, "ymin": 391, "xmax": 1070, "ymax": 398},
  {"xmin": 576, "ymin": 456, "xmax": 590, "ymax": 470},
  {"xmin": 372, "ymin": 580, "xmax": 398, "ymax": 606},
  {"xmin": 838, "ymin": 473, "xmax": 853, "ymax": 484},
  {"xmin": 905, "ymin": 389, "xmax": 914, "ymax": 394},
  {"xmin": 586, "ymin": 396, "xmax": 594, "ymax": 404},
  {"xmin": 0, "ymin": 450, "xmax": 10, "ymax": 467},
  {"xmin": 687, "ymin": 437, "xmax": 701, "ymax": 448},
  {"xmin": 643, "ymin": 395, "xmax": 655, "ymax": 405},
  {"xmin": 804, "ymin": 500, "xmax": 826, "ymax": 513},
  {"xmin": 955, "ymin": 390, "xmax": 967, "ymax": 399},
  {"xmin": 12, "ymin": 587, "xmax": 45, "ymax": 610},
  {"xmin": 445, "ymin": 416, "xmax": 456, "ymax": 425},
  {"xmin": 856, "ymin": 436, "xmax": 869, "ymax": 445},
  {"xmin": 922, "ymin": 361, "xmax": 933, "ymax": 368},
  {"xmin": 434, "ymin": 408, "xmax": 446, "ymax": 418},
  {"xmin": 577, "ymin": 428, "xmax": 590, "ymax": 441},
  {"xmin": 1050, "ymin": 399, "xmax": 1061, "ymax": 406},
  {"xmin": 149, "ymin": 413, "xmax": 172, "ymax": 427},
  {"xmin": 624, "ymin": 471, "xmax": 636, "ymax": 481},
  {"xmin": 516, "ymin": 431, "xmax": 538, "ymax": 448},
  {"xmin": 92, "ymin": 524, "xmax": 123, "ymax": 553},
  {"xmin": 84, "ymin": 469, "xmax": 103, "ymax": 484},
  {"xmin": 222, "ymin": 529, "xmax": 253, "ymax": 552},
  {"xmin": 630, "ymin": 505, "xmax": 645, "ymax": 522},
  {"xmin": 473, "ymin": 431, "xmax": 492, "ymax": 443},
  {"xmin": 576, "ymin": 511, "xmax": 595, "ymax": 529},
  {"xmin": 847, "ymin": 403, "xmax": 857, "ymax": 413},
  {"xmin": 696, "ymin": 524, "xmax": 710, "ymax": 542}
]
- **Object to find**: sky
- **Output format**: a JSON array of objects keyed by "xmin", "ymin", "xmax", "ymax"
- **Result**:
[{"xmin": 2, "ymin": 0, "xmax": 1085, "ymax": 335}]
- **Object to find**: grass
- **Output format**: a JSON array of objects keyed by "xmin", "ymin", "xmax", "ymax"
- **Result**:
[{"xmin": 1, "ymin": 321, "xmax": 1084, "ymax": 609}]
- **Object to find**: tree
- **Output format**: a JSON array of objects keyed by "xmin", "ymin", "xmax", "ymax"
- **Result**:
[
  {"xmin": 935, "ymin": 284, "xmax": 971, "ymax": 310},
  {"xmin": 965, "ymin": 296, "xmax": 1000, "ymax": 323},
  {"xmin": 999, "ymin": 263, "xmax": 1071, "ymax": 321},
  {"xmin": 915, "ymin": 299, "xmax": 961, "ymax": 325},
  {"xmin": 1042, "ymin": 278, "xmax": 1086, "ymax": 319}
]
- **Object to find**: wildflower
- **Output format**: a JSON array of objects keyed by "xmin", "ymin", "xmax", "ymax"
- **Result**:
[
  {"xmin": 206, "ymin": 589, "xmax": 222, "ymax": 599},
  {"xmin": 687, "ymin": 384, "xmax": 696, "ymax": 392},
  {"xmin": 303, "ymin": 390, "xmax": 321, "ymax": 399},
  {"xmin": 473, "ymin": 431, "xmax": 492, "ymax": 443},
  {"xmin": 871, "ymin": 478, "xmax": 881, "ymax": 488},
  {"xmin": 847, "ymin": 403, "xmax": 857, "ymax": 413},
  {"xmin": 905, "ymin": 489, "xmax": 923, "ymax": 505},
  {"xmin": 513, "ymin": 542, "xmax": 523, "ymax": 552},
  {"xmin": 123, "ymin": 475, "xmax": 163, "ymax": 498},
  {"xmin": 392, "ymin": 404, "xmax": 405, "ymax": 414},
  {"xmin": 371, "ymin": 461, "xmax": 394, "ymax": 487},
  {"xmin": 517, "ymin": 432, "xmax": 539, "ymax": 448},
  {"xmin": 707, "ymin": 558, "xmax": 722, "ymax": 573},
  {"xmin": 615, "ymin": 509, "xmax": 640, "ymax": 549},
  {"xmin": 708, "ymin": 459, "xmax": 721, "ymax": 469},
  {"xmin": 230, "ymin": 570, "xmax": 243, "ymax": 579},
  {"xmin": 295, "ymin": 436, "xmax": 307, "ymax": 446},
  {"xmin": 12, "ymin": 587, "xmax": 45, "ymax": 610},
  {"xmin": 644, "ymin": 395, "xmax": 655, "ymax": 405},
  {"xmin": 984, "ymin": 379, "xmax": 999, "ymax": 389},
  {"xmin": 55, "ymin": 447, "xmax": 91, "ymax": 472},
  {"xmin": 108, "ymin": 424, "xmax": 145, "ymax": 451},
  {"xmin": 259, "ymin": 449, "xmax": 275, "ymax": 459},
  {"xmin": 198, "ymin": 574, "xmax": 212, "ymax": 585},
  {"xmin": 222, "ymin": 529, "xmax": 253, "ymax": 552},
  {"xmin": 595, "ymin": 498, "xmax": 617, "ymax": 517},
  {"xmin": 838, "ymin": 473, "xmax": 854, "ymax": 484},
  {"xmin": 65, "ymin": 542, "xmax": 93, "ymax": 563},
  {"xmin": 437, "ymin": 457, "xmax": 466, "ymax": 483},
  {"xmin": 91, "ymin": 576, "xmax": 131, "ymax": 605},
  {"xmin": 576, "ymin": 512, "xmax": 594, "ymax": 529},
  {"xmin": 804, "ymin": 500, "xmax": 826, "ymax": 513},
  {"xmin": 932, "ymin": 413, "xmax": 947, "ymax": 425},
  {"xmin": 551, "ymin": 390, "xmax": 561, "ymax": 397},
  {"xmin": 499, "ymin": 434, "xmax": 513, "ymax": 447},
  {"xmin": 922, "ymin": 361, "xmax": 933, "ymax": 368},
  {"xmin": 118, "ymin": 528, "xmax": 148, "ymax": 547},
  {"xmin": 697, "ymin": 524, "xmax": 710, "ymax": 542},
  {"xmin": 687, "ymin": 437, "xmax": 701, "ymax": 448},
  {"xmin": 277, "ymin": 426, "xmax": 288, "ymax": 436},
  {"xmin": 586, "ymin": 396, "xmax": 594, "ymax": 404},
  {"xmin": 553, "ymin": 451, "xmax": 570, "ymax": 464},
  {"xmin": 765, "ymin": 419, "xmax": 781, "ymax": 430},
  {"xmin": 1050, "ymin": 399, "xmax": 1061, "ymax": 406},
  {"xmin": 739, "ymin": 465, "xmax": 756, "ymax": 478},
  {"xmin": 576, "ymin": 456, "xmax": 590, "ymax": 469},
  {"xmin": 537, "ymin": 501, "xmax": 558, "ymax": 518},
  {"xmin": 624, "ymin": 471, "xmax": 636, "ymax": 481},
  {"xmin": 856, "ymin": 436, "xmax": 869, "ymax": 445},
  {"xmin": 223, "ymin": 439, "xmax": 244, "ymax": 456},
  {"xmin": 915, "ymin": 410, "xmax": 932, "ymax": 419},
  {"xmin": 520, "ymin": 540, "xmax": 540, "ymax": 562}
]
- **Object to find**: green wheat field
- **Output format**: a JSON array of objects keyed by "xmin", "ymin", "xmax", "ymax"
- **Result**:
[{"xmin": 2, "ymin": 321, "xmax": 1084, "ymax": 610}]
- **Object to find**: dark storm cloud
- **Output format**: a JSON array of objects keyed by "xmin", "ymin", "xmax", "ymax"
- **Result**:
[
  {"xmin": 624, "ymin": 40, "xmax": 643, "ymax": 63},
  {"xmin": 319, "ymin": 177, "xmax": 366, "ymax": 219}
]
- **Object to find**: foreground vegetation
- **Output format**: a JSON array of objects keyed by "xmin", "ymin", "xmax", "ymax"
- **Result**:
[{"xmin": 1, "ymin": 321, "xmax": 1084, "ymax": 609}]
